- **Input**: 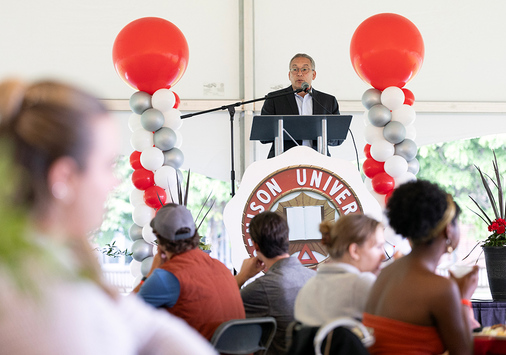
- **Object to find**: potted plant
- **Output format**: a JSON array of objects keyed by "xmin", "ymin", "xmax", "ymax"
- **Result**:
[{"xmin": 469, "ymin": 151, "xmax": 506, "ymax": 300}]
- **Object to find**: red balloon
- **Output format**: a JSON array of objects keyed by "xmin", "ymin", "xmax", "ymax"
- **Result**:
[
  {"xmin": 350, "ymin": 13, "xmax": 424, "ymax": 90},
  {"xmin": 129, "ymin": 150, "xmax": 142, "ymax": 170},
  {"xmin": 402, "ymin": 88, "xmax": 415, "ymax": 106},
  {"xmin": 172, "ymin": 91, "xmax": 181, "ymax": 109},
  {"xmin": 144, "ymin": 186, "xmax": 167, "ymax": 209},
  {"xmin": 363, "ymin": 158, "xmax": 385, "ymax": 179},
  {"xmin": 372, "ymin": 172, "xmax": 395, "ymax": 195},
  {"xmin": 113, "ymin": 17, "xmax": 189, "ymax": 94},
  {"xmin": 131, "ymin": 168, "xmax": 155, "ymax": 190},
  {"xmin": 364, "ymin": 144, "xmax": 372, "ymax": 159}
]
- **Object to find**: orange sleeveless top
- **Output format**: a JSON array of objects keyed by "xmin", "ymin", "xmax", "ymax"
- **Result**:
[{"xmin": 362, "ymin": 313, "xmax": 446, "ymax": 355}]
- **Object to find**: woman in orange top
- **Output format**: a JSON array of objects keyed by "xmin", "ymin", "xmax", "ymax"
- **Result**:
[{"xmin": 364, "ymin": 180, "xmax": 479, "ymax": 355}]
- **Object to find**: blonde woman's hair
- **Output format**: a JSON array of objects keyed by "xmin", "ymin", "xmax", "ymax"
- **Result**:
[
  {"xmin": 320, "ymin": 214, "xmax": 381, "ymax": 259},
  {"xmin": 0, "ymin": 78, "xmax": 116, "ymax": 299}
]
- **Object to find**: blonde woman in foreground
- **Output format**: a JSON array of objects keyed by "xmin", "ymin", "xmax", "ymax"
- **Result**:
[{"xmin": 0, "ymin": 79, "xmax": 217, "ymax": 355}]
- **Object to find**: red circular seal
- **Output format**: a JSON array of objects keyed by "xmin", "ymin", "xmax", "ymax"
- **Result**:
[{"xmin": 241, "ymin": 165, "xmax": 363, "ymax": 268}]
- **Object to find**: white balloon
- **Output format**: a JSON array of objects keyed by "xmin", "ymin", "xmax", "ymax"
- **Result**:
[
  {"xmin": 405, "ymin": 124, "xmax": 417, "ymax": 140},
  {"xmin": 162, "ymin": 109, "xmax": 183, "ymax": 130},
  {"xmin": 129, "ymin": 188, "xmax": 145, "ymax": 206},
  {"xmin": 152, "ymin": 89, "xmax": 176, "ymax": 112},
  {"xmin": 364, "ymin": 177, "xmax": 374, "ymax": 192},
  {"xmin": 129, "ymin": 260, "xmax": 142, "ymax": 278},
  {"xmin": 154, "ymin": 165, "xmax": 178, "ymax": 189},
  {"xmin": 140, "ymin": 146, "xmax": 164, "ymax": 171},
  {"xmin": 362, "ymin": 110, "xmax": 369, "ymax": 125},
  {"xmin": 132, "ymin": 204, "xmax": 155, "ymax": 227},
  {"xmin": 174, "ymin": 130, "xmax": 183, "ymax": 148},
  {"xmin": 381, "ymin": 86, "xmax": 405, "ymax": 111},
  {"xmin": 130, "ymin": 129, "xmax": 154, "ymax": 152},
  {"xmin": 142, "ymin": 224, "xmax": 157, "ymax": 244},
  {"xmin": 128, "ymin": 113, "xmax": 142, "ymax": 132},
  {"xmin": 391, "ymin": 105, "xmax": 416, "ymax": 126},
  {"xmin": 364, "ymin": 124, "xmax": 384, "ymax": 144},
  {"xmin": 394, "ymin": 171, "xmax": 417, "ymax": 188},
  {"xmin": 370, "ymin": 140, "xmax": 395, "ymax": 162},
  {"xmin": 164, "ymin": 188, "xmax": 174, "ymax": 204},
  {"xmin": 369, "ymin": 189, "xmax": 386, "ymax": 209},
  {"xmin": 384, "ymin": 155, "xmax": 409, "ymax": 178},
  {"xmin": 132, "ymin": 274, "xmax": 144, "ymax": 288}
]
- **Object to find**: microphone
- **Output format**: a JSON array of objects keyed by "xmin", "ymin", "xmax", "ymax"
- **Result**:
[{"xmin": 294, "ymin": 82, "xmax": 310, "ymax": 94}]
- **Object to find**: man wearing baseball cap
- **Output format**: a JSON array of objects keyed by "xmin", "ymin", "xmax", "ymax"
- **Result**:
[{"xmin": 135, "ymin": 203, "xmax": 245, "ymax": 340}]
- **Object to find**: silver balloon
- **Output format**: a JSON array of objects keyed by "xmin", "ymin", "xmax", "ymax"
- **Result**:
[
  {"xmin": 141, "ymin": 108, "xmax": 165, "ymax": 132},
  {"xmin": 362, "ymin": 88, "xmax": 382, "ymax": 110},
  {"xmin": 407, "ymin": 157, "xmax": 420, "ymax": 175},
  {"xmin": 131, "ymin": 239, "xmax": 153, "ymax": 262},
  {"xmin": 368, "ymin": 104, "xmax": 392, "ymax": 127},
  {"xmin": 141, "ymin": 256, "xmax": 154, "ymax": 276},
  {"xmin": 394, "ymin": 139, "xmax": 418, "ymax": 161},
  {"xmin": 129, "ymin": 91, "xmax": 152, "ymax": 115},
  {"xmin": 383, "ymin": 121, "xmax": 406, "ymax": 144},
  {"xmin": 154, "ymin": 127, "xmax": 177, "ymax": 151},
  {"xmin": 129, "ymin": 223, "xmax": 143, "ymax": 241},
  {"xmin": 163, "ymin": 147, "xmax": 184, "ymax": 169}
]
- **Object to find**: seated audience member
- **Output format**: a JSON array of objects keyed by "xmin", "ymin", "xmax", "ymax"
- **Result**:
[
  {"xmin": 235, "ymin": 211, "xmax": 315, "ymax": 355},
  {"xmin": 135, "ymin": 203, "xmax": 245, "ymax": 340},
  {"xmin": 294, "ymin": 214, "xmax": 385, "ymax": 326},
  {"xmin": 363, "ymin": 180, "xmax": 479, "ymax": 355},
  {"xmin": 0, "ymin": 79, "xmax": 217, "ymax": 354}
]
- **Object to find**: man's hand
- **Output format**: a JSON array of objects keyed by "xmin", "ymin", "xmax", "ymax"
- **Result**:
[{"xmin": 235, "ymin": 256, "xmax": 265, "ymax": 288}]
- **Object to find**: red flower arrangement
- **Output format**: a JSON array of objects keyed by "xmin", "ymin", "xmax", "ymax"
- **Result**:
[{"xmin": 470, "ymin": 152, "xmax": 506, "ymax": 247}]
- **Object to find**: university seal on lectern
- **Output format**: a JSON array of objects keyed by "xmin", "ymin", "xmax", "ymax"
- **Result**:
[{"xmin": 224, "ymin": 146, "xmax": 382, "ymax": 270}]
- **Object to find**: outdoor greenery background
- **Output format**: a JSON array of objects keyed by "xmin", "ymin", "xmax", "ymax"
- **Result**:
[
  {"xmin": 417, "ymin": 133, "xmax": 506, "ymax": 243},
  {"xmin": 92, "ymin": 133, "xmax": 506, "ymax": 254},
  {"xmin": 91, "ymin": 158, "xmax": 232, "ymax": 251}
]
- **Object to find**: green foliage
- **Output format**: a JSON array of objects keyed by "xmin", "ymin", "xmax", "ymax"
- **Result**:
[
  {"xmin": 182, "ymin": 170, "xmax": 232, "ymax": 240},
  {"xmin": 417, "ymin": 133, "xmax": 506, "ymax": 242},
  {"xmin": 92, "ymin": 155, "xmax": 232, "ymax": 252},
  {"xmin": 91, "ymin": 156, "xmax": 133, "ymax": 247},
  {"xmin": 97, "ymin": 241, "xmax": 133, "ymax": 258}
]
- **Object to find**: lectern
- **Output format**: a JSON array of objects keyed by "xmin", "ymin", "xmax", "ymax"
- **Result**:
[{"xmin": 250, "ymin": 115, "xmax": 352, "ymax": 156}]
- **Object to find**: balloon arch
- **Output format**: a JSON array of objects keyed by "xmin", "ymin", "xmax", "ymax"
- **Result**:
[{"xmin": 350, "ymin": 13, "xmax": 425, "ymax": 208}]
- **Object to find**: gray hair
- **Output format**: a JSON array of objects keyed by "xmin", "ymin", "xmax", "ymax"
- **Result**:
[{"xmin": 289, "ymin": 53, "xmax": 316, "ymax": 70}]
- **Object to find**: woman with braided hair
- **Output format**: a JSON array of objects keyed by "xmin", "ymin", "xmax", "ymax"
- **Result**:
[{"xmin": 363, "ymin": 180, "xmax": 479, "ymax": 355}]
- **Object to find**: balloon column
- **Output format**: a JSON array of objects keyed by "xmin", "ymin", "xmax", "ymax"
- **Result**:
[
  {"xmin": 112, "ymin": 17, "xmax": 189, "ymax": 286},
  {"xmin": 350, "ymin": 13, "xmax": 424, "ymax": 208}
]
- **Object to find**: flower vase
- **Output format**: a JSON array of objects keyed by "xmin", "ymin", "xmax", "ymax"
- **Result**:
[{"xmin": 483, "ymin": 246, "xmax": 506, "ymax": 301}]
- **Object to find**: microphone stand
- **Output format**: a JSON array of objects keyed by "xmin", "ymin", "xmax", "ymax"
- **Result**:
[{"xmin": 181, "ymin": 88, "xmax": 305, "ymax": 197}]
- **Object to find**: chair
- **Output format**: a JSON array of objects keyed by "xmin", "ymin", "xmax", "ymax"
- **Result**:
[
  {"xmin": 285, "ymin": 317, "xmax": 374, "ymax": 355},
  {"xmin": 210, "ymin": 317, "xmax": 277, "ymax": 355}
]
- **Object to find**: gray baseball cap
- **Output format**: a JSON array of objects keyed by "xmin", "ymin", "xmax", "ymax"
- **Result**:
[{"xmin": 150, "ymin": 203, "xmax": 196, "ymax": 241}]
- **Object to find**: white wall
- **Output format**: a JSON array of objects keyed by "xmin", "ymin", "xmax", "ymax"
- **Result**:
[{"xmin": 2, "ymin": 0, "xmax": 506, "ymax": 182}]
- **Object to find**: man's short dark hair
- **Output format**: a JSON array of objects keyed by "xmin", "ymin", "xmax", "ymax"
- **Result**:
[{"xmin": 249, "ymin": 212, "xmax": 289, "ymax": 258}]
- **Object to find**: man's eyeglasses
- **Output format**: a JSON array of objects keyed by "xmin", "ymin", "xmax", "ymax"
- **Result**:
[{"xmin": 290, "ymin": 67, "xmax": 312, "ymax": 74}]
